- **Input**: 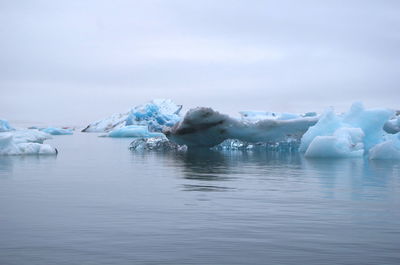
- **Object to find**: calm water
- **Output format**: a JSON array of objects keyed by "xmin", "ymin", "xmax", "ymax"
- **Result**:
[{"xmin": 0, "ymin": 133, "xmax": 400, "ymax": 265}]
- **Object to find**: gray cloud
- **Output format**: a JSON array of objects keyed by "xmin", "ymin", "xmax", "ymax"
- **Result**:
[{"xmin": 1, "ymin": 0, "xmax": 399, "ymax": 126}]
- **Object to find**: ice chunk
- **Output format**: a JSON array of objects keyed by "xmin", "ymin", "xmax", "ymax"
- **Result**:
[
  {"xmin": 0, "ymin": 119, "xmax": 15, "ymax": 132},
  {"xmin": 0, "ymin": 131, "xmax": 57, "ymax": 155},
  {"xmin": 383, "ymin": 116, "xmax": 400, "ymax": 134},
  {"xmin": 300, "ymin": 102, "xmax": 393, "ymax": 158},
  {"xmin": 165, "ymin": 107, "xmax": 317, "ymax": 148},
  {"xmin": 41, "ymin": 127, "xmax": 73, "ymax": 135},
  {"xmin": 82, "ymin": 99, "xmax": 182, "ymax": 133},
  {"xmin": 304, "ymin": 128, "xmax": 365, "ymax": 158},
  {"xmin": 369, "ymin": 133, "xmax": 400, "ymax": 160},
  {"xmin": 107, "ymin": 125, "xmax": 165, "ymax": 138},
  {"xmin": 129, "ymin": 137, "xmax": 187, "ymax": 151}
]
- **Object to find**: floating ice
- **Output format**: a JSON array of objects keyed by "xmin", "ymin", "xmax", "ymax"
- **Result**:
[
  {"xmin": 0, "ymin": 119, "xmax": 14, "ymax": 132},
  {"xmin": 212, "ymin": 138, "xmax": 300, "ymax": 151},
  {"xmin": 300, "ymin": 102, "xmax": 394, "ymax": 158},
  {"xmin": 129, "ymin": 137, "xmax": 187, "ymax": 151},
  {"xmin": 107, "ymin": 125, "xmax": 165, "ymax": 138},
  {"xmin": 82, "ymin": 99, "xmax": 182, "ymax": 133},
  {"xmin": 0, "ymin": 130, "xmax": 57, "ymax": 155},
  {"xmin": 369, "ymin": 133, "xmax": 400, "ymax": 160},
  {"xmin": 165, "ymin": 107, "xmax": 317, "ymax": 148},
  {"xmin": 41, "ymin": 127, "xmax": 73, "ymax": 135}
]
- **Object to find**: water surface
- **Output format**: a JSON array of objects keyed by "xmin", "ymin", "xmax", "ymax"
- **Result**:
[{"xmin": 0, "ymin": 133, "xmax": 399, "ymax": 265}]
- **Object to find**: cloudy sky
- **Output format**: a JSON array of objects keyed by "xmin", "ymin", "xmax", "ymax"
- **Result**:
[{"xmin": 1, "ymin": 0, "xmax": 399, "ymax": 126}]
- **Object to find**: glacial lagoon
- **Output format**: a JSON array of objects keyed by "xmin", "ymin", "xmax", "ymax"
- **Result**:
[{"xmin": 0, "ymin": 133, "xmax": 399, "ymax": 265}]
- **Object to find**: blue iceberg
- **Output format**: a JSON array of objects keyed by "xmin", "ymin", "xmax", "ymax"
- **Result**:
[
  {"xmin": 82, "ymin": 99, "xmax": 182, "ymax": 133},
  {"xmin": 369, "ymin": 133, "xmax": 400, "ymax": 160},
  {"xmin": 299, "ymin": 102, "xmax": 394, "ymax": 158}
]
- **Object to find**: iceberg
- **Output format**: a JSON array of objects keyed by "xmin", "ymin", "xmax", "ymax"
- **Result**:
[
  {"xmin": 82, "ymin": 112, "xmax": 129, "ymax": 133},
  {"xmin": 82, "ymin": 99, "xmax": 182, "ymax": 133},
  {"xmin": 41, "ymin": 127, "xmax": 73, "ymax": 135},
  {"xmin": 165, "ymin": 107, "xmax": 318, "ymax": 148},
  {"xmin": 0, "ymin": 129, "xmax": 57, "ymax": 155},
  {"xmin": 300, "ymin": 102, "xmax": 394, "ymax": 158},
  {"xmin": 0, "ymin": 119, "xmax": 14, "ymax": 132},
  {"xmin": 129, "ymin": 137, "xmax": 187, "ymax": 151},
  {"xmin": 125, "ymin": 99, "xmax": 182, "ymax": 132},
  {"xmin": 369, "ymin": 133, "xmax": 400, "ymax": 160},
  {"xmin": 107, "ymin": 125, "xmax": 165, "ymax": 138}
]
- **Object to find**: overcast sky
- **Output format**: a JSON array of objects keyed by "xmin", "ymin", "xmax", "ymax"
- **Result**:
[{"xmin": 1, "ymin": 0, "xmax": 399, "ymax": 126}]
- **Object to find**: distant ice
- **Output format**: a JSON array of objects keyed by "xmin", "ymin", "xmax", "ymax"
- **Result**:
[
  {"xmin": 0, "ymin": 119, "xmax": 15, "ymax": 132},
  {"xmin": 41, "ymin": 127, "xmax": 73, "ymax": 135},
  {"xmin": 240, "ymin": 110, "xmax": 317, "ymax": 122},
  {"xmin": 82, "ymin": 99, "xmax": 182, "ymax": 133}
]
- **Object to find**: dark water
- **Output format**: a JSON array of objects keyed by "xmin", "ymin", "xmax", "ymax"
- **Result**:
[{"xmin": 0, "ymin": 133, "xmax": 400, "ymax": 265}]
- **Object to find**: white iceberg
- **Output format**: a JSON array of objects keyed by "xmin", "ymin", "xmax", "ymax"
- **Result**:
[
  {"xmin": 165, "ymin": 107, "xmax": 318, "ymax": 148},
  {"xmin": 82, "ymin": 99, "xmax": 182, "ymax": 133},
  {"xmin": 300, "ymin": 102, "xmax": 394, "ymax": 158},
  {"xmin": 12, "ymin": 129, "xmax": 52, "ymax": 144},
  {"xmin": 107, "ymin": 125, "xmax": 165, "ymax": 138},
  {"xmin": 0, "ymin": 129, "xmax": 57, "ymax": 155},
  {"xmin": 82, "ymin": 112, "xmax": 129, "ymax": 133},
  {"xmin": 41, "ymin": 127, "xmax": 73, "ymax": 135},
  {"xmin": 0, "ymin": 119, "xmax": 15, "ymax": 132}
]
